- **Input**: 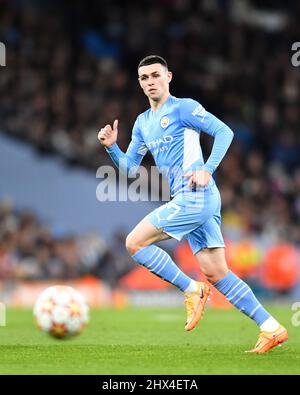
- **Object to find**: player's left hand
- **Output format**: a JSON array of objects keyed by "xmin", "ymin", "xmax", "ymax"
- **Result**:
[{"xmin": 184, "ymin": 170, "xmax": 212, "ymax": 189}]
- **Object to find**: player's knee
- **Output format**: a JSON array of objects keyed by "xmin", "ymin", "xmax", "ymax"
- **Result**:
[
  {"xmin": 197, "ymin": 249, "xmax": 229, "ymax": 284},
  {"xmin": 198, "ymin": 257, "xmax": 228, "ymax": 284},
  {"xmin": 125, "ymin": 234, "xmax": 141, "ymax": 256}
]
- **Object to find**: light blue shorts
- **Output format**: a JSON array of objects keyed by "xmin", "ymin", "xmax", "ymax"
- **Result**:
[{"xmin": 147, "ymin": 184, "xmax": 225, "ymax": 255}]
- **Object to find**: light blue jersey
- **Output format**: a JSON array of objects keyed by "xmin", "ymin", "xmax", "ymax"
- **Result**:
[
  {"xmin": 107, "ymin": 95, "xmax": 233, "ymax": 198},
  {"xmin": 106, "ymin": 95, "xmax": 234, "ymax": 253}
]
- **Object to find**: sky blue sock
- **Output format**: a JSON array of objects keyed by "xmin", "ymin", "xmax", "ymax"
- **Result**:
[
  {"xmin": 214, "ymin": 271, "xmax": 270, "ymax": 326},
  {"xmin": 132, "ymin": 245, "xmax": 191, "ymax": 292}
]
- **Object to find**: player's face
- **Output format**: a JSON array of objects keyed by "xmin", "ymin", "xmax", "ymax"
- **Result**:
[{"xmin": 138, "ymin": 63, "xmax": 172, "ymax": 102}]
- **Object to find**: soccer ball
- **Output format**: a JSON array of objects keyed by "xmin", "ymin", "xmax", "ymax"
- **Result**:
[{"xmin": 33, "ymin": 285, "xmax": 89, "ymax": 338}]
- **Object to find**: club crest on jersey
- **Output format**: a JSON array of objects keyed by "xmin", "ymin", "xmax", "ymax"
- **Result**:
[{"xmin": 160, "ymin": 116, "xmax": 170, "ymax": 128}]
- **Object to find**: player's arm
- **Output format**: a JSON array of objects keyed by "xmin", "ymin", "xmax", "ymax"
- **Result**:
[
  {"xmin": 97, "ymin": 119, "xmax": 147, "ymax": 176},
  {"xmin": 180, "ymin": 100, "xmax": 234, "ymax": 187}
]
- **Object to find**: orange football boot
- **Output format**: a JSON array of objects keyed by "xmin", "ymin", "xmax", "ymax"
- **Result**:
[
  {"xmin": 246, "ymin": 325, "xmax": 288, "ymax": 353},
  {"xmin": 184, "ymin": 282, "xmax": 211, "ymax": 331}
]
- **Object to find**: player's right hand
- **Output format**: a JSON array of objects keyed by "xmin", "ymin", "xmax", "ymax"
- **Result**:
[{"xmin": 97, "ymin": 119, "xmax": 118, "ymax": 148}]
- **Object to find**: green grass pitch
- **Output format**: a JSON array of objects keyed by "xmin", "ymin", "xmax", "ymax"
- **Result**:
[{"xmin": 0, "ymin": 306, "xmax": 299, "ymax": 374}]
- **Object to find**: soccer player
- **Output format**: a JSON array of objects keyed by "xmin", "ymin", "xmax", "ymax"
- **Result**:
[{"xmin": 97, "ymin": 55, "xmax": 288, "ymax": 353}]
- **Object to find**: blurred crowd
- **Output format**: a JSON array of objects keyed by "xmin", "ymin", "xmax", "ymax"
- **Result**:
[
  {"xmin": 0, "ymin": 199, "xmax": 133, "ymax": 285},
  {"xmin": 0, "ymin": 0, "xmax": 300, "ymax": 283}
]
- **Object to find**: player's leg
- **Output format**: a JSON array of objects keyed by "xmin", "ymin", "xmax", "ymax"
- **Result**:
[
  {"xmin": 126, "ymin": 216, "xmax": 199, "ymax": 292},
  {"xmin": 126, "ymin": 208, "xmax": 210, "ymax": 331},
  {"xmin": 187, "ymin": 184, "xmax": 288, "ymax": 351},
  {"xmin": 196, "ymin": 247, "xmax": 275, "ymax": 325},
  {"xmin": 126, "ymin": 216, "xmax": 171, "ymax": 254},
  {"xmin": 195, "ymin": 245, "xmax": 288, "ymax": 352}
]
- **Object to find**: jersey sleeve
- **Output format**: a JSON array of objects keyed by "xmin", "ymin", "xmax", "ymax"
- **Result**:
[
  {"xmin": 125, "ymin": 118, "xmax": 148, "ymax": 162},
  {"xmin": 179, "ymin": 99, "xmax": 234, "ymax": 174},
  {"xmin": 105, "ymin": 117, "xmax": 148, "ymax": 176}
]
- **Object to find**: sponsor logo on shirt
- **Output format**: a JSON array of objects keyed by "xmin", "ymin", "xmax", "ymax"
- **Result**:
[{"xmin": 147, "ymin": 135, "xmax": 173, "ymax": 155}]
